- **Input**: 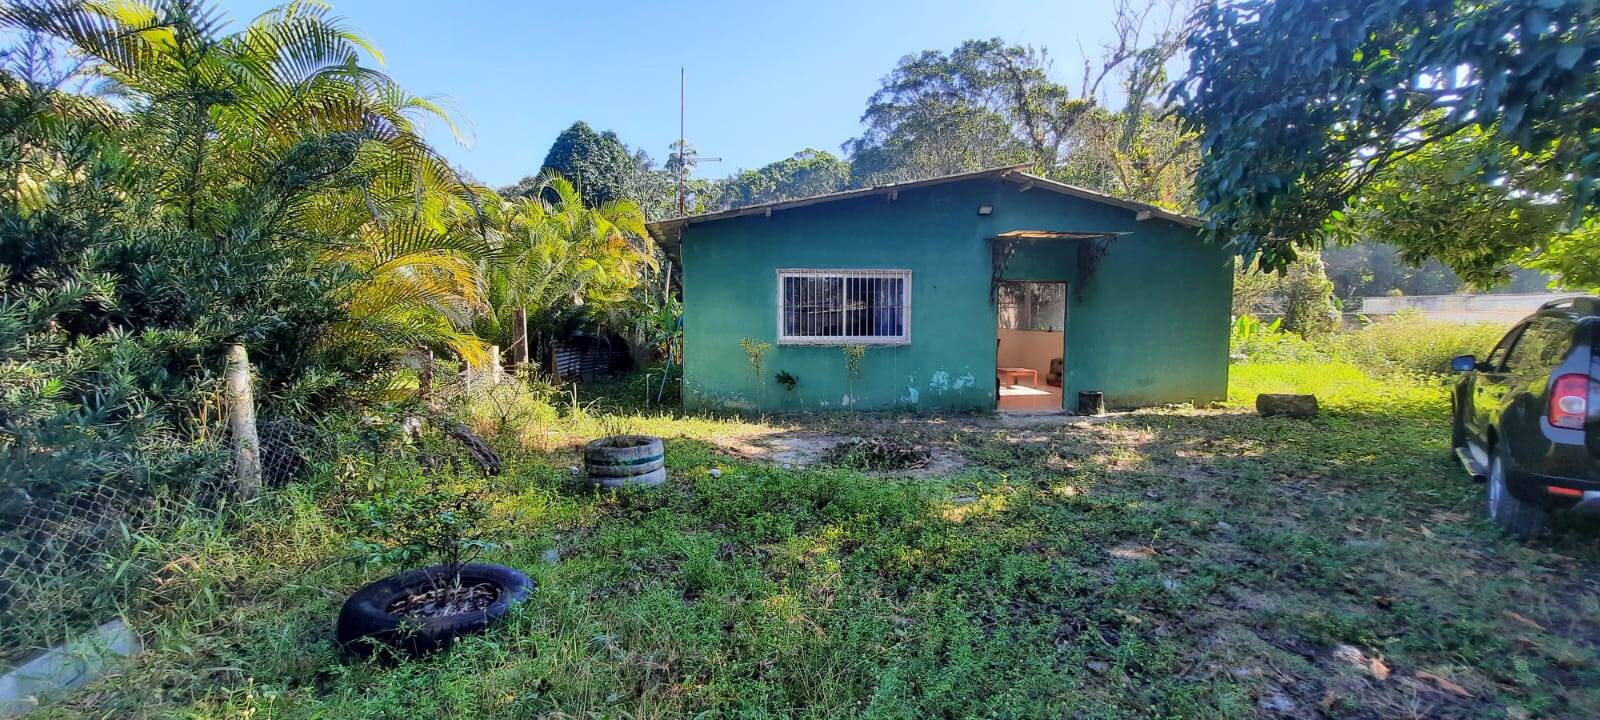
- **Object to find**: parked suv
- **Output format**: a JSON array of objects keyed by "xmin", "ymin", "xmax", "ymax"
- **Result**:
[{"xmin": 1450, "ymin": 296, "xmax": 1600, "ymax": 538}]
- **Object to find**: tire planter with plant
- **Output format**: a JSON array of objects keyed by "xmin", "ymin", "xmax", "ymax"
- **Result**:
[
  {"xmin": 336, "ymin": 562, "xmax": 533, "ymax": 657},
  {"xmin": 584, "ymin": 435, "xmax": 667, "ymax": 487}
]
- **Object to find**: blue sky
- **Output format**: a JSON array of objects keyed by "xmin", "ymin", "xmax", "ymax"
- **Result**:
[{"xmin": 221, "ymin": 1, "xmax": 1176, "ymax": 186}]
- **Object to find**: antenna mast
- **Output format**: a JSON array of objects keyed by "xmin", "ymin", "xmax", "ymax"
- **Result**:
[
  {"xmin": 678, "ymin": 67, "xmax": 685, "ymax": 217},
  {"xmin": 675, "ymin": 68, "xmax": 719, "ymax": 217}
]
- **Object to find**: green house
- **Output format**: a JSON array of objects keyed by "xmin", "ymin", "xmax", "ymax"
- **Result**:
[{"xmin": 646, "ymin": 165, "xmax": 1233, "ymax": 413}]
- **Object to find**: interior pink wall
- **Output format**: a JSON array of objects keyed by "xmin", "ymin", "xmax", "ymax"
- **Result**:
[{"xmin": 996, "ymin": 328, "xmax": 1063, "ymax": 383}]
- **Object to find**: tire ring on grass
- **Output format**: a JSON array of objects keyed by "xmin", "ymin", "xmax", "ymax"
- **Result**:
[
  {"xmin": 335, "ymin": 563, "xmax": 533, "ymax": 658},
  {"xmin": 584, "ymin": 435, "xmax": 667, "ymax": 487}
]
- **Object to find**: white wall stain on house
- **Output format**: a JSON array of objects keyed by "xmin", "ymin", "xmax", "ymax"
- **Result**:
[
  {"xmin": 929, "ymin": 370, "xmax": 951, "ymax": 392},
  {"xmin": 900, "ymin": 377, "xmax": 920, "ymax": 405}
]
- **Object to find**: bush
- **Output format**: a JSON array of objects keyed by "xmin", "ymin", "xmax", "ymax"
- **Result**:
[
  {"xmin": 1231, "ymin": 310, "xmax": 1508, "ymax": 377},
  {"xmin": 1230, "ymin": 315, "xmax": 1330, "ymax": 364},
  {"xmin": 460, "ymin": 374, "xmax": 561, "ymax": 450},
  {"xmin": 1325, "ymin": 310, "xmax": 1506, "ymax": 375}
]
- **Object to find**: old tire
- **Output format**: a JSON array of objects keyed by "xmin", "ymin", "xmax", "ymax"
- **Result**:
[
  {"xmin": 1487, "ymin": 448, "xmax": 1545, "ymax": 540},
  {"xmin": 336, "ymin": 563, "xmax": 532, "ymax": 658},
  {"xmin": 584, "ymin": 435, "xmax": 666, "ymax": 488}
]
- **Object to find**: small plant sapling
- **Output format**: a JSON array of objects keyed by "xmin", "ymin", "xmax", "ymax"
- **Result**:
[
  {"xmin": 596, "ymin": 414, "xmax": 635, "ymax": 440},
  {"xmin": 739, "ymin": 338, "xmax": 772, "ymax": 407},
  {"xmin": 841, "ymin": 343, "xmax": 866, "ymax": 406},
  {"xmin": 350, "ymin": 466, "xmax": 503, "ymax": 616}
]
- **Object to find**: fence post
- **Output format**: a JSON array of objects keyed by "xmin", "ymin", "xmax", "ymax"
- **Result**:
[
  {"xmin": 488, "ymin": 345, "xmax": 503, "ymax": 385},
  {"xmin": 225, "ymin": 344, "xmax": 261, "ymax": 502}
]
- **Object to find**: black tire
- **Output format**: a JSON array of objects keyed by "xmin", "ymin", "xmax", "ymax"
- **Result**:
[
  {"xmin": 336, "ymin": 563, "xmax": 533, "ymax": 658},
  {"xmin": 1487, "ymin": 446, "xmax": 1546, "ymax": 540}
]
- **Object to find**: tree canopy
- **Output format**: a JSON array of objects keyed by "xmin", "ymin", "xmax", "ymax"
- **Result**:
[
  {"xmin": 1177, "ymin": 0, "xmax": 1600, "ymax": 287},
  {"xmin": 511, "ymin": 121, "xmax": 636, "ymax": 208},
  {"xmin": 844, "ymin": 3, "xmax": 1199, "ymax": 210},
  {"xmin": 719, "ymin": 150, "xmax": 851, "ymax": 207},
  {"xmin": 0, "ymin": 0, "xmax": 669, "ymax": 502}
]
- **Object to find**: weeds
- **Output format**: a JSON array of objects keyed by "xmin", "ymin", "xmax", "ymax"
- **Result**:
[
  {"xmin": 1232, "ymin": 308, "xmax": 1505, "ymax": 375},
  {"xmin": 23, "ymin": 360, "xmax": 1600, "ymax": 719}
]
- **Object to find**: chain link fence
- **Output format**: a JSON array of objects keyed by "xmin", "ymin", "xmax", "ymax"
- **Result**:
[
  {"xmin": 0, "ymin": 350, "xmax": 511, "ymax": 663},
  {"xmin": 0, "ymin": 406, "xmax": 338, "ymax": 664}
]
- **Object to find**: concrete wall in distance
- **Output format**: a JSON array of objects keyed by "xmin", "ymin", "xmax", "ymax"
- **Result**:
[{"xmin": 1355, "ymin": 293, "xmax": 1569, "ymax": 326}]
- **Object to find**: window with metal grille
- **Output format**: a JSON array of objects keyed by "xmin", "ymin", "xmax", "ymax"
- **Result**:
[{"xmin": 777, "ymin": 269, "xmax": 910, "ymax": 344}]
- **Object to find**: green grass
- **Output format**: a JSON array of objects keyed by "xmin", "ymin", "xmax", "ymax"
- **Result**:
[{"xmin": 29, "ymin": 361, "xmax": 1600, "ymax": 719}]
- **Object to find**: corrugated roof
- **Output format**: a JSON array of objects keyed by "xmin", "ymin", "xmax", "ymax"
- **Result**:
[{"xmin": 644, "ymin": 164, "xmax": 1201, "ymax": 245}]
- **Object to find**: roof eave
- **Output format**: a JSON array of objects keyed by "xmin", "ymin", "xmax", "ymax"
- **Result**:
[
  {"xmin": 645, "ymin": 164, "xmax": 1032, "ymax": 244},
  {"xmin": 1004, "ymin": 172, "xmax": 1202, "ymax": 228},
  {"xmin": 644, "ymin": 164, "xmax": 1203, "ymax": 244}
]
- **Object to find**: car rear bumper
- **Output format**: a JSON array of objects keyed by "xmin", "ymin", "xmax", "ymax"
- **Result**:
[{"xmin": 1506, "ymin": 466, "xmax": 1600, "ymax": 510}]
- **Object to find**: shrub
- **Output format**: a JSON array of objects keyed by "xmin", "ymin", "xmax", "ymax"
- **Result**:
[
  {"xmin": 1230, "ymin": 315, "xmax": 1330, "ymax": 364},
  {"xmin": 461, "ymin": 375, "xmax": 560, "ymax": 449},
  {"xmin": 1325, "ymin": 310, "xmax": 1506, "ymax": 375}
]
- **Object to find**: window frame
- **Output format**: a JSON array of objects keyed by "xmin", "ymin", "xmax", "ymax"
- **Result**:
[
  {"xmin": 1485, "ymin": 323, "xmax": 1526, "ymax": 372},
  {"xmin": 775, "ymin": 268, "xmax": 913, "ymax": 346}
]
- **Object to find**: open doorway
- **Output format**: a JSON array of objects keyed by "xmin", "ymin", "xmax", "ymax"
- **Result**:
[{"xmin": 996, "ymin": 281, "xmax": 1066, "ymax": 411}]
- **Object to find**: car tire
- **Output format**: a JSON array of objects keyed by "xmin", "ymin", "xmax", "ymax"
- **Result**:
[
  {"xmin": 336, "ymin": 563, "xmax": 533, "ymax": 658},
  {"xmin": 1487, "ymin": 447, "xmax": 1546, "ymax": 540}
]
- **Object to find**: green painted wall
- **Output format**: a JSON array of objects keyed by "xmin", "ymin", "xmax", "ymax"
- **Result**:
[{"xmin": 678, "ymin": 178, "xmax": 1232, "ymax": 412}]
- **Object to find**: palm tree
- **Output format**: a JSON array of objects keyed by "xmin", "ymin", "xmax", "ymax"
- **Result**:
[
  {"xmin": 477, "ymin": 173, "xmax": 655, "ymax": 371},
  {"xmin": 0, "ymin": 0, "xmax": 492, "ymax": 369}
]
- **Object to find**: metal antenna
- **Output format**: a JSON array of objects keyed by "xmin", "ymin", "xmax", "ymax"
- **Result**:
[{"xmin": 676, "ymin": 67, "xmax": 720, "ymax": 217}]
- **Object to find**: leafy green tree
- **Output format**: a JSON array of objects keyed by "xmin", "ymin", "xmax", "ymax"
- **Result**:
[
  {"xmin": 845, "ymin": 2, "xmax": 1197, "ymax": 205},
  {"xmin": 1323, "ymin": 242, "xmax": 1462, "ymax": 299},
  {"xmin": 0, "ymin": 0, "xmax": 500, "ymax": 510},
  {"xmin": 2, "ymin": 0, "xmax": 494, "ymax": 373},
  {"xmin": 1177, "ymin": 0, "xmax": 1600, "ymax": 279},
  {"xmin": 718, "ymin": 150, "xmax": 850, "ymax": 207},
  {"xmin": 1232, "ymin": 253, "xmax": 1339, "ymax": 338},
  {"xmin": 1328, "ymin": 127, "xmax": 1597, "ymax": 291},
  {"xmin": 845, "ymin": 40, "xmax": 1058, "ymax": 183},
  {"xmin": 660, "ymin": 138, "xmax": 725, "ymax": 215},
  {"xmin": 621, "ymin": 148, "xmax": 682, "ymax": 220},
  {"xmin": 509, "ymin": 121, "xmax": 635, "ymax": 209}
]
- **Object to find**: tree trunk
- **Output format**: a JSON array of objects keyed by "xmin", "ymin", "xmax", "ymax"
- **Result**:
[
  {"xmin": 510, "ymin": 308, "xmax": 529, "ymax": 369},
  {"xmin": 225, "ymin": 344, "xmax": 261, "ymax": 502},
  {"xmin": 417, "ymin": 348, "xmax": 434, "ymax": 406}
]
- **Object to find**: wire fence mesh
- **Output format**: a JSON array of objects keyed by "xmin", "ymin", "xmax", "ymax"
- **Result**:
[
  {"xmin": 0, "ymin": 345, "xmax": 565, "ymax": 663},
  {"xmin": 0, "ymin": 351, "xmax": 518, "ymax": 662},
  {"xmin": 0, "ymin": 410, "xmax": 340, "ymax": 663}
]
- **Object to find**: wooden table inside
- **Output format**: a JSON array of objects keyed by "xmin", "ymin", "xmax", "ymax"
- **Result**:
[{"xmin": 996, "ymin": 367, "xmax": 1039, "ymax": 387}]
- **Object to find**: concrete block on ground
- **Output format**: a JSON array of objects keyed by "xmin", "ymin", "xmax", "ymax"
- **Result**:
[{"xmin": 0, "ymin": 620, "xmax": 140, "ymax": 718}]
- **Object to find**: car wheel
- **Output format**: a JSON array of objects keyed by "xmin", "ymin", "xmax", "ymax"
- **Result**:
[{"xmin": 1487, "ymin": 447, "xmax": 1545, "ymax": 540}]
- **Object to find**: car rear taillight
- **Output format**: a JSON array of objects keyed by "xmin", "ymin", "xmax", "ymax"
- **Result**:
[{"xmin": 1549, "ymin": 374, "xmax": 1589, "ymax": 429}]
